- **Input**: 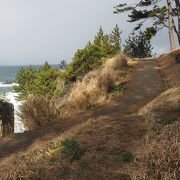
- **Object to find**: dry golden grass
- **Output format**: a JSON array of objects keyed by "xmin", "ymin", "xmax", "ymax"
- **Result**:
[
  {"xmin": 127, "ymin": 122, "xmax": 180, "ymax": 180},
  {"xmin": 157, "ymin": 48, "xmax": 180, "ymax": 87},
  {"xmin": 18, "ymin": 96, "xmax": 59, "ymax": 130},
  {"xmin": 139, "ymin": 86, "xmax": 180, "ymax": 130},
  {"xmin": 67, "ymin": 54, "xmax": 129, "ymax": 109}
]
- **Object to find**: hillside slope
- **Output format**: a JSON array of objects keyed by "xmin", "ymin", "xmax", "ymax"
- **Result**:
[{"xmin": 0, "ymin": 50, "xmax": 179, "ymax": 179}]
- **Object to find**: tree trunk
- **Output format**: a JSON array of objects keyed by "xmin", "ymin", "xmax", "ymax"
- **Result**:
[
  {"xmin": 175, "ymin": 0, "xmax": 180, "ymax": 46},
  {"xmin": 167, "ymin": 0, "xmax": 176, "ymax": 50}
]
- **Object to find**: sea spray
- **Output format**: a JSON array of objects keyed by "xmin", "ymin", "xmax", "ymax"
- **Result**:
[{"xmin": 6, "ymin": 92, "xmax": 25, "ymax": 133}]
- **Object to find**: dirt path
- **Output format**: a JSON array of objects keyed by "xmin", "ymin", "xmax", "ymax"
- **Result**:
[{"xmin": 0, "ymin": 60, "xmax": 164, "ymax": 160}]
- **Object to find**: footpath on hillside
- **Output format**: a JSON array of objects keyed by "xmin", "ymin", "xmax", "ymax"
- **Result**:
[{"xmin": 0, "ymin": 59, "xmax": 164, "ymax": 161}]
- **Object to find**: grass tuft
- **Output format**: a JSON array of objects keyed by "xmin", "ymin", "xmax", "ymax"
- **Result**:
[
  {"xmin": 62, "ymin": 138, "xmax": 87, "ymax": 162},
  {"xmin": 109, "ymin": 148, "xmax": 134, "ymax": 163}
]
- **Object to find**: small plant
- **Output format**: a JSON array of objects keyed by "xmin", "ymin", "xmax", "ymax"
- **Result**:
[
  {"xmin": 81, "ymin": 103, "xmax": 95, "ymax": 111},
  {"xmin": 62, "ymin": 139, "xmax": 78, "ymax": 156},
  {"xmin": 177, "ymin": 106, "xmax": 180, "ymax": 111},
  {"xmin": 109, "ymin": 148, "xmax": 134, "ymax": 163},
  {"xmin": 159, "ymin": 117, "xmax": 180, "ymax": 126},
  {"xmin": 58, "ymin": 167, "xmax": 69, "ymax": 178},
  {"xmin": 118, "ymin": 174, "xmax": 131, "ymax": 180},
  {"xmin": 79, "ymin": 160, "xmax": 90, "ymax": 171},
  {"xmin": 84, "ymin": 130, "xmax": 93, "ymax": 135},
  {"xmin": 62, "ymin": 139, "xmax": 86, "ymax": 162},
  {"xmin": 118, "ymin": 150, "xmax": 134, "ymax": 163},
  {"xmin": 176, "ymin": 171, "xmax": 180, "ymax": 180},
  {"xmin": 109, "ymin": 81, "xmax": 127, "ymax": 96}
]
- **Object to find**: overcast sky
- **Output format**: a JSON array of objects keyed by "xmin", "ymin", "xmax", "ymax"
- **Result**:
[{"xmin": 0, "ymin": 0, "xmax": 175, "ymax": 65}]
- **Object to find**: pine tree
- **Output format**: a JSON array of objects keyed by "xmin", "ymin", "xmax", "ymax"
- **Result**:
[
  {"xmin": 114, "ymin": 0, "xmax": 180, "ymax": 48},
  {"xmin": 109, "ymin": 24, "xmax": 122, "ymax": 54},
  {"xmin": 59, "ymin": 60, "xmax": 67, "ymax": 70},
  {"xmin": 94, "ymin": 26, "xmax": 104, "ymax": 47},
  {"xmin": 124, "ymin": 31, "xmax": 153, "ymax": 58},
  {"xmin": 40, "ymin": 61, "xmax": 51, "ymax": 71},
  {"xmin": 94, "ymin": 27, "xmax": 113, "ymax": 57}
]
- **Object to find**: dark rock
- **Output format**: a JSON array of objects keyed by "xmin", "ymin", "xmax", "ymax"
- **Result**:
[
  {"xmin": 0, "ymin": 100, "xmax": 14, "ymax": 137},
  {"xmin": 172, "ymin": 52, "xmax": 180, "ymax": 64}
]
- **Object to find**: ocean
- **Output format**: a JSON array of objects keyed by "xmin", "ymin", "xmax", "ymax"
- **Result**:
[{"xmin": 0, "ymin": 66, "xmax": 20, "ymax": 93}]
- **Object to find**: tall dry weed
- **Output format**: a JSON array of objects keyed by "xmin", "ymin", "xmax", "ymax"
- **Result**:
[{"xmin": 18, "ymin": 96, "xmax": 58, "ymax": 130}]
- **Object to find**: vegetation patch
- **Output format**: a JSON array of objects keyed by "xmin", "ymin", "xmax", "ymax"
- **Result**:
[
  {"xmin": 176, "ymin": 171, "xmax": 180, "ymax": 180},
  {"xmin": 62, "ymin": 139, "xmax": 87, "ymax": 162},
  {"xmin": 79, "ymin": 160, "xmax": 90, "ymax": 171},
  {"xmin": 81, "ymin": 103, "xmax": 95, "ymax": 111},
  {"xmin": 177, "ymin": 106, "xmax": 180, "ymax": 111},
  {"xmin": 58, "ymin": 167, "xmax": 70, "ymax": 179},
  {"xmin": 108, "ymin": 148, "xmax": 134, "ymax": 163},
  {"xmin": 159, "ymin": 116, "xmax": 180, "ymax": 126},
  {"xmin": 118, "ymin": 174, "xmax": 131, "ymax": 180},
  {"xmin": 108, "ymin": 81, "xmax": 127, "ymax": 96},
  {"xmin": 83, "ymin": 130, "xmax": 93, "ymax": 135}
]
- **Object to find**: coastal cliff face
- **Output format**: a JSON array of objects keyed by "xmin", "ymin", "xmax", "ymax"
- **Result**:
[{"xmin": 0, "ymin": 100, "xmax": 14, "ymax": 137}]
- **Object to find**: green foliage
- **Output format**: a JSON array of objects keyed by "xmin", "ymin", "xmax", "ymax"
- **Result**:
[
  {"xmin": 58, "ymin": 168, "xmax": 70, "ymax": 178},
  {"xmin": 0, "ymin": 93, "xmax": 7, "ymax": 101},
  {"xmin": 66, "ymin": 26, "xmax": 122, "ymax": 82},
  {"xmin": 109, "ymin": 81, "xmax": 127, "ymax": 96},
  {"xmin": 176, "ymin": 171, "xmax": 180, "ymax": 180},
  {"xmin": 66, "ymin": 42, "xmax": 102, "ymax": 82},
  {"xmin": 177, "ymin": 106, "xmax": 180, "ymax": 111},
  {"xmin": 62, "ymin": 139, "xmax": 86, "ymax": 161},
  {"xmin": 81, "ymin": 103, "xmax": 95, "ymax": 111},
  {"xmin": 109, "ymin": 148, "xmax": 134, "ymax": 163},
  {"xmin": 109, "ymin": 24, "xmax": 122, "ymax": 54},
  {"xmin": 14, "ymin": 62, "xmax": 63, "ymax": 99},
  {"xmin": 114, "ymin": 0, "xmax": 179, "ymax": 41},
  {"xmin": 62, "ymin": 139, "xmax": 78, "ymax": 156},
  {"xmin": 124, "ymin": 30, "xmax": 153, "ymax": 58},
  {"xmin": 59, "ymin": 60, "xmax": 67, "ymax": 70},
  {"xmin": 13, "ymin": 65, "xmax": 37, "ymax": 99}
]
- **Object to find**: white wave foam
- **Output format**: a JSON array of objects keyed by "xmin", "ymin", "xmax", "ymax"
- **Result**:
[
  {"xmin": 0, "ymin": 82, "xmax": 17, "ymax": 88},
  {"xmin": 5, "ymin": 92, "xmax": 25, "ymax": 133}
]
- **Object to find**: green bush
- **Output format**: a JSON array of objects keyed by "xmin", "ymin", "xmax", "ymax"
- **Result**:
[
  {"xmin": 66, "ymin": 26, "xmax": 122, "ymax": 82},
  {"xmin": 124, "ymin": 30, "xmax": 153, "ymax": 58},
  {"xmin": 62, "ymin": 139, "xmax": 86, "ymax": 161},
  {"xmin": 14, "ymin": 62, "xmax": 64, "ymax": 99}
]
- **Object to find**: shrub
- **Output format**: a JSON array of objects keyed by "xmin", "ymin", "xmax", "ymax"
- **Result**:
[
  {"xmin": 124, "ymin": 30, "xmax": 153, "ymax": 58},
  {"xmin": 62, "ymin": 139, "xmax": 86, "ymax": 162},
  {"xmin": 14, "ymin": 62, "xmax": 63, "ymax": 99},
  {"xmin": 127, "ymin": 122, "xmax": 180, "ymax": 180},
  {"xmin": 67, "ymin": 55, "xmax": 129, "ymax": 109},
  {"xmin": 65, "ymin": 27, "xmax": 120, "ymax": 83},
  {"xmin": 18, "ymin": 96, "xmax": 58, "ymax": 130}
]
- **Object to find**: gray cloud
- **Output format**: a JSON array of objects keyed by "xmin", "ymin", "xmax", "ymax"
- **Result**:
[{"xmin": 0, "ymin": 0, "xmax": 174, "ymax": 65}]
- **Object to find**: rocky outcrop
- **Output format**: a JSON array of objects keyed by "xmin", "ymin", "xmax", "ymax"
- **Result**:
[{"xmin": 0, "ymin": 100, "xmax": 14, "ymax": 137}]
